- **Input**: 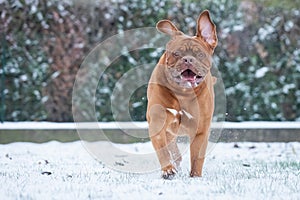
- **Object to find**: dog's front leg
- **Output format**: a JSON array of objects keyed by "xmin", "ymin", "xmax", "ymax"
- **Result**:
[
  {"xmin": 151, "ymin": 132, "xmax": 177, "ymax": 179},
  {"xmin": 148, "ymin": 105, "xmax": 178, "ymax": 179}
]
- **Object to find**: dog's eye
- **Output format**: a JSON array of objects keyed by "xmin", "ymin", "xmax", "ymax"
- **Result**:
[
  {"xmin": 172, "ymin": 51, "xmax": 180, "ymax": 58},
  {"xmin": 198, "ymin": 52, "xmax": 206, "ymax": 59}
]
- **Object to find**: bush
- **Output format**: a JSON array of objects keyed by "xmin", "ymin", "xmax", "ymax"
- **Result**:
[{"xmin": 1, "ymin": 0, "xmax": 299, "ymax": 121}]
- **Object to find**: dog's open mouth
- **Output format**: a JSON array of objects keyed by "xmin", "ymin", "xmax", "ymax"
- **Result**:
[
  {"xmin": 180, "ymin": 69, "xmax": 204, "ymax": 83},
  {"xmin": 171, "ymin": 68, "xmax": 206, "ymax": 88},
  {"xmin": 181, "ymin": 69, "xmax": 201, "ymax": 81}
]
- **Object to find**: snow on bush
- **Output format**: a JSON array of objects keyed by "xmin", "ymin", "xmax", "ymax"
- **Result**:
[{"xmin": 0, "ymin": 0, "xmax": 299, "ymax": 121}]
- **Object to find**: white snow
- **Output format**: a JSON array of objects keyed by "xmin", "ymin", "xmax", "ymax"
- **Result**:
[
  {"xmin": 258, "ymin": 25, "xmax": 275, "ymax": 40},
  {"xmin": 283, "ymin": 83, "xmax": 295, "ymax": 94},
  {"xmin": 166, "ymin": 108, "xmax": 178, "ymax": 116},
  {"xmin": 20, "ymin": 74, "xmax": 28, "ymax": 81},
  {"xmin": 221, "ymin": 121, "xmax": 300, "ymax": 129},
  {"xmin": 284, "ymin": 20, "xmax": 294, "ymax": 32},
  {"xmin": 233, "ymin": 24, "xmax": 244, "ymax": 31},
  {"xmin": 182, "ymin": 110, "xmax": 193, "ymax": 119},
  {"xmin": 166, "ymin": 109, "xmax": 194, "ymax": 119},
  {"xmin": 0, "ymin": 141, "xmax": 299, "ymax": 199},
  {"xmin": 1, "ymin": 121, "xmax": 300, "ymax": 130},
  {"xmin": 0, "ymin": 122, "xmax": 148, "ymax": 130},
  {"xmin": 255, "ymin": 67, "xmax": 269, "ymax": 78}
]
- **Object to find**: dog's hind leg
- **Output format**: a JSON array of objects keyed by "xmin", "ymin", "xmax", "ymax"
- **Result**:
[{"xmin": 189, "ymin": 133, "xmax": 209, "ymax": 177}]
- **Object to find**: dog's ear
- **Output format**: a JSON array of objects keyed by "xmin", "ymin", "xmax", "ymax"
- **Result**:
[
  {"xmin": 196, "ymin": 10, "xmax": 218, "ymax": 50},
  {"xmin": 156, "ymin": 20, "xmax": 182, "ymax": 36}
]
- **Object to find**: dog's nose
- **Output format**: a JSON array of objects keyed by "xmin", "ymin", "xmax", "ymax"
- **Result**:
[{"xmin": 182, "ymin": 56, "xmax": 194, "ymax": 64}]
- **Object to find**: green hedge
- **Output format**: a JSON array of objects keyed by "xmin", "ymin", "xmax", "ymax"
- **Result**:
[{"xmin": 0, "ymin": 0, "xmax": 299, "ymax": 121}]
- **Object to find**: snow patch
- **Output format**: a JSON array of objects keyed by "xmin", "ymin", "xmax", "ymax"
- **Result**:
[
  {"xmin": 258, "ymin": 25, "xmax": 275, "ymax": 40},
  {"xmin": 181, "ymin": 110, "xmax": 193, "ymax": 119},
  {"xmin": 1, "ymin": 121, "xmax": 300, "ymax": 130},
  {"xmin": 255, "ymin": 67, "xmax": 269, "ymax": 78},
  {"xmin": 284, "ymin": 20, "xmax": 294, "ymax": 32},
  {"xmin": 0, "ymin": 141, "xmax": 299, "ymax": 199},
  {"xmin": 166, "ymin": 108, "xmax": 178, "ymax": 116},
  {"xmin": 283, "ymin": 83, "xmax": 295, "ymax": 94}
]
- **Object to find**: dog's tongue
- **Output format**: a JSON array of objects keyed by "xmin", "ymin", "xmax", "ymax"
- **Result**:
[{"xmin": 181, "ymin": 69, "xmax": 196, "ymax": 81}]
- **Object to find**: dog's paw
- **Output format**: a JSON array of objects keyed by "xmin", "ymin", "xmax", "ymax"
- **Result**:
[
  {"xmin": 190, "ymin": 171, "xmax": 202, "ymax": 178},
  {"xmin": 162, "ymin": 166, "xmax": 177, "ymax": 180}
]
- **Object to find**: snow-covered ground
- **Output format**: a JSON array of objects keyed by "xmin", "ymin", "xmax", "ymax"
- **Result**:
[
  {"xmin": 0, "ymin": 141, "xmax": 299, "ymax": 199},
  {"xmin": 1, "ymin": 121, "xmax": 300, "ymax": 129}
]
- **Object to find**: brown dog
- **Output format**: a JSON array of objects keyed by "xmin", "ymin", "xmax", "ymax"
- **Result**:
[{"xmin": 147, "ymin": 10, "xmax": 218, "ymax": 179}]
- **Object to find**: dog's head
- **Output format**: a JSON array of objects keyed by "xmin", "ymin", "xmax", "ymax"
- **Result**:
[{"xmin": 157, "ymin": 10, "xmax": 217, "ymax": 88}]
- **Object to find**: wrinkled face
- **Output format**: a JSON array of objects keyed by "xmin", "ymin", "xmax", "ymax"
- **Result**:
[{"xmin": 165, "ymin": 37, "xmax": 212, "ymax": 88}]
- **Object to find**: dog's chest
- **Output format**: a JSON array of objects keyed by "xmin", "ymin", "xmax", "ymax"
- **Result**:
[{"xmin": 166, "ymin": 107, "xmax": 199, "ymax": 136}]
